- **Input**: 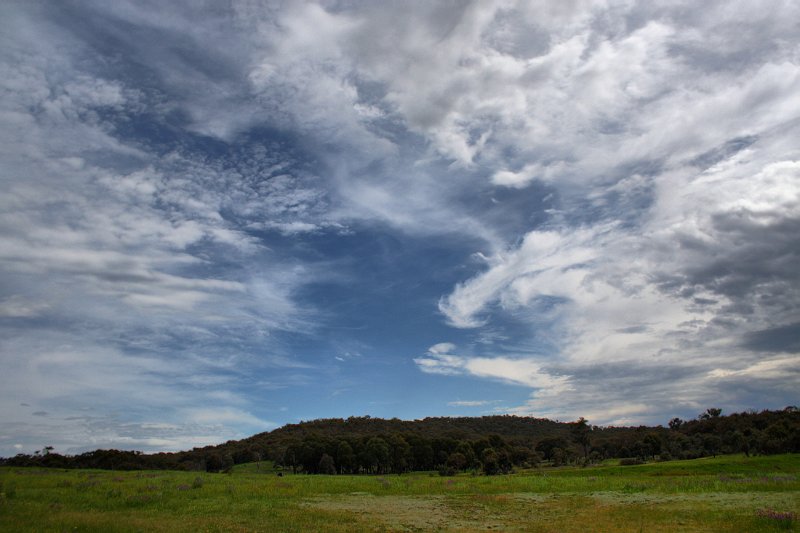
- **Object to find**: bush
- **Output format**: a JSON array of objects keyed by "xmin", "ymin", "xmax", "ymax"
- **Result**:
[
  {"xmin": 438, "ymin": 465, "xmax": 456, "ymax": 476},
  {"xmin": 318, "ymin": 453, "xmax": 336, "ymax": 475},
  {"xmin": 481, "ymin": 448, "xmax": 500, "ymax": 475},
  {"xmin": 619, "ymin": 458, "xmax": 644, "ymax": 466}
]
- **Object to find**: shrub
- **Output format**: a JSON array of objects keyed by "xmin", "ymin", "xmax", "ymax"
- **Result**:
[
  {"xmin": 438, "ymin": 465, "xmax": 455, "ymax": 476},
  {"xmin": 318, "ymin": 453, "xmax": 336, "ymax": 475},
  {"xmin": 619, "ymin": 458, "xmax": 644, "ymax": 466}
]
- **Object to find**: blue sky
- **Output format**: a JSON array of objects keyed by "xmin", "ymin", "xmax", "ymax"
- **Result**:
[{"xmin": 1, "ymin": 1, "xmax": 799, "ymax": 456}]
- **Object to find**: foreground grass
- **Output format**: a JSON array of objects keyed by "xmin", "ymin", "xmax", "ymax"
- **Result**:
[{"xmin": 1, "ymin": 454, "xmax": 797, "ymax": 531}]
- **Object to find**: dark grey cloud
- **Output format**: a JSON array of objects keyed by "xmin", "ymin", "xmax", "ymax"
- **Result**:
[
  {"xmin": 546, "ymin": 360, "xmax": 701, "ymax": 389},
  {"xmin": 652, "ymin": 189, "xmax": 800, "ymax": 320},
  {"xmin": 743, "ymin": 323, "xmax": 800, "ymax": 354}
]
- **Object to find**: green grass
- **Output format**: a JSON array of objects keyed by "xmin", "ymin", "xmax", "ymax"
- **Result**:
[
  {"xmin": 230, "ymin": 460, "xmax": 275, "ymax": 474},
  {"xmin": 1, "ymin": 454, "xmax": 797, "ymax": 531}
]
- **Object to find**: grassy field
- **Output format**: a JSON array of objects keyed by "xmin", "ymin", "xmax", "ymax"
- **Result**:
[{"xmin": 1, "ymin": 454, "xmax": 797, "ymax": 532}]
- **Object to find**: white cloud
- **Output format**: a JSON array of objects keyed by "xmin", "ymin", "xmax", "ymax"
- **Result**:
[
  {"xmin": 428, "ymin": 342, "xmax": 457, "ymax": 355},
  {"xmin": 464, "ymin": 357, "xmax": 569, "ymax": 392},
  {"xmin": 413, "ymin": 343, "xmax": 465, "ymax": 376},
  {"xmin": 491, "ymin": 164, "xmax": 543, "ymax": 188},
  {"xmin": 708, "ymin": 356, "xmax": 800, "ymax": 383},
  {"xmin": 439, "ymin": 227, "xmax": 602, "ymax": 328},
  {"xmin": 416, "ymin": 343, "xmax": 570, "ymax": 393},
  {"xmin": 183, "ymin": 407, "xmax": 274, "ymax": 429},
  {"xmin": 447, "ymin": 400, "xmax": 494, "ymax": 407}
]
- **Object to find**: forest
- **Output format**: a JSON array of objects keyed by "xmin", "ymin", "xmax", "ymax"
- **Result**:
[{"xmin": 3, "ymin": 407, "xmax": 798, "ymax": 474}]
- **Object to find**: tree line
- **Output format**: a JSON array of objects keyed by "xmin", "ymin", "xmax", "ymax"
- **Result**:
[{"xmin": 2, "ymin": 408, "xmax": 797, "ymax": 473}]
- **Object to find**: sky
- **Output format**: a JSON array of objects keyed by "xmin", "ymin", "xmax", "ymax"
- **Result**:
[{"xmin": 1, "ymin": 1, "xmax": 799, "ymax": 456}]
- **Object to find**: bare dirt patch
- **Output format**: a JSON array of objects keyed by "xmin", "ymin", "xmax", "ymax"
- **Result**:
[
  {"xmin": 588, "ymin": 490, "xmax": 800, "ymax": 509},
  {"xmin": 303, "ymin": 494, "xmax": 508, "ymax": 531}
]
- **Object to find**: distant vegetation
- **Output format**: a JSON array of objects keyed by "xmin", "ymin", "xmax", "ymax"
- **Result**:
[{"xmin": 2, "ymin": 407, "xmax": 798, "ymax": 475}]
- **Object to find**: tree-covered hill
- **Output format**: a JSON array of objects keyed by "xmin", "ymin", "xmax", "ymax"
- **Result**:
[
  {"xmin": 2, "ymin": 408, "xmax": 797, "ymax": 474},
  {"xmin": 252, "ymin": 415, "xmax": 570, "ymax": 442}
]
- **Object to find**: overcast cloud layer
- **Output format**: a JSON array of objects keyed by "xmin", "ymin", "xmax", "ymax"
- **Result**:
[{"xmin": 1, "ymin": 1, "xmax": 798, "ymax": 455}]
